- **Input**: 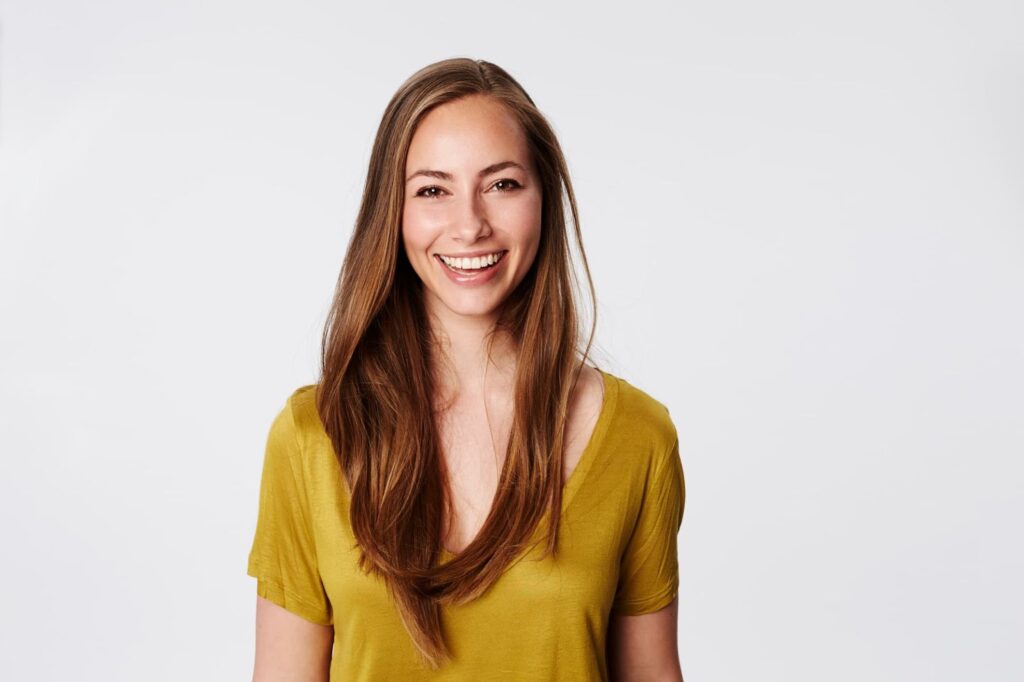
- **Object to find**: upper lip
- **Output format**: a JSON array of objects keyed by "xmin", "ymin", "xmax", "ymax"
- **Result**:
[{"xmin": 435, "ymin": 249, "xmax": 507, "ymax": 258}]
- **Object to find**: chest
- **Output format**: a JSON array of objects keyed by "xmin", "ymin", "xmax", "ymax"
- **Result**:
[
  {"xmin": 314, "ymin": 446, "xmax": 626, "ymax": 636},
  {"xmin": 437, "ymin": 376, "xmax": 604, "ymax": 555}
]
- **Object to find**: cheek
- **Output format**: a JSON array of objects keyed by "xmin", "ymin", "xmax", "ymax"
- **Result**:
[
  {"xmin": 506, "ymin": 195, "xmax": 542, "ymax": 242},
  {"xmin": 401, "ymin": 209, "xmax": 431, "ymax": 254}
]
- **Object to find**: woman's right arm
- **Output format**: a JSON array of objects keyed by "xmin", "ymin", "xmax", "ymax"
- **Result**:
[{"xmin": 252, "ymin": 595, "xmax": 333, "ymax": 682}]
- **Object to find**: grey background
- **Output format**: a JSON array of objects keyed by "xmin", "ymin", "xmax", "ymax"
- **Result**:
[{"xmin": 1, "ymin": 0, "xmax": 1021, "ymax": 680}]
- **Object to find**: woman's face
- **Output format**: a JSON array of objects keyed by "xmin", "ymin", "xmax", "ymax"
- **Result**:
[{"xmin": 401, "ymin": 94, "xmax": 542, "ymax": 322}]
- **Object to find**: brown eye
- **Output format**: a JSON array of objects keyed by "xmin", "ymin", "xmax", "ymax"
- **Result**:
[
  {"xmin": 493, "ymin": 178, "xmax": 522, "ymax": 192},
  {"xmin": 416, "ymin": 186, "xmax": 445, "ymax": 199}
]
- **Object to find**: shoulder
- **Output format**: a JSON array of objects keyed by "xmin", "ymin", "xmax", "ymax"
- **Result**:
[
  {"xmin": 601, "ymin": 370, "xmax": 679, "ymax": 466},
  {"xmin": 285, "ymin": 384, "xmax": 320, "ymax": 423},
  {"xmin": 261, "ymin": 384, "xmax": 336, "ymax": 486},
  {"xmin": 273, "ymin": 384, "xmax": 326, "ymax": 448},
  {"xmin": 572, "ymin": 364, "xmax": 607, "ymax": 421}
]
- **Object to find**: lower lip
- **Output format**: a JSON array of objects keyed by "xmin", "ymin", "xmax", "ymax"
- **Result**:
[{"xmin": 434, "ymin": 252, "xmax": 508, "ymax": 286}]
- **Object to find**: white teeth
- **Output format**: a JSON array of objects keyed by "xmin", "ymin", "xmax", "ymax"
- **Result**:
[{"xmin": 439, "ymin": 251, "xmax": 504, "ymax": 271}]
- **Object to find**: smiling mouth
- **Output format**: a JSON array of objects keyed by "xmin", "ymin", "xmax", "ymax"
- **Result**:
[{"xmin": 434, "ymin": 250, "xmax": 507, "ymax": 274}]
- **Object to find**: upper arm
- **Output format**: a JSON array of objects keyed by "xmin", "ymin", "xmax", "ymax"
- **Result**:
[
  {"xmin": 253, "ymin": 595, "xmax": 333, "ymax": 682},
  {"xmin": 607, "ymin": 432, "xmax": 686, "ymax": 680},
  {"xmin": 606, "ymin": 597, "xmax": 682, "ymax": 682},
  {"xmin": 611, "ymin": 436, "xmax": 685, "ymax": 615},
  {"xmin": 247, "ymin": 395, "xmax": 335, "ymax": 680}
]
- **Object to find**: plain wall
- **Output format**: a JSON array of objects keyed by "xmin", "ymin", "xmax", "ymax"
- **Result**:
[{"xmin": 0, "ymin": 0, "xmax": 1021, "ymax": 679}]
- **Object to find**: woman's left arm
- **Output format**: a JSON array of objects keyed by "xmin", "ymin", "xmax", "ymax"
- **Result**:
[{"xmin": 606, "ymin": 597, "xmax": 683, "ymax": 682}]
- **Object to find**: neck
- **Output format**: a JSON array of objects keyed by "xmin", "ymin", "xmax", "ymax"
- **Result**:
[{"xmin": 425, "ymin": 303, "xmax": 517, "ymax": 400}]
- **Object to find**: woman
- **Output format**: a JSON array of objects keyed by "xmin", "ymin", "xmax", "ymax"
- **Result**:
[{"xmin": 247, "ymin": 58, "xmax": 685, "ymax": 681}]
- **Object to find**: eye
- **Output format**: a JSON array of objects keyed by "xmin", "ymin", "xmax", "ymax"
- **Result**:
[
  {"xmin": 492, "ymin": 178, "xmax": 522, "ymax": 192},
  {"xmin": 415, "ymin": 185, "xmax": 446, "ymax": 199}
]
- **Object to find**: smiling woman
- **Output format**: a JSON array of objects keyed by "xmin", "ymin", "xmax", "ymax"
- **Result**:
[
  {"xmin": 402, "ymin": 94, "xmax": 541, "ymax": 308},
  {"xmin": 246, "ymin": 57, "xmax": 685, "ymax": 681}
]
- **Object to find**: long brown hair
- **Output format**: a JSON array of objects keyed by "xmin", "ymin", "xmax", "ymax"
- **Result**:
[{"xmin": 316, "ymin": 57, "xmax": 598, "ymax": 669}]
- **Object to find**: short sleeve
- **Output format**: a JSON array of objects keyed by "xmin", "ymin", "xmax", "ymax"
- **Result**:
[
  {"xmin": 611, "ymin": 437, "xmax": 686, "ymax": 616},
  {"xmin": 246, "ymin": 398, "xmax": 333, "ymax": 625}
]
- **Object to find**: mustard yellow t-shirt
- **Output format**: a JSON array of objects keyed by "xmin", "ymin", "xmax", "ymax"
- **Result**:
[{"xmin": 246, "ymin": 368, "xmax": 685, "ymax": 681}]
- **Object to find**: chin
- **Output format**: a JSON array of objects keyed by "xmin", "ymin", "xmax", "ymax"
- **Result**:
[
  {"xmin": 443, "ymin": 301, "xmax": 502, "ymax": 318},
  {"xmin": 431, "ymin": 292, "xmax": 504, "ymax": 319}
]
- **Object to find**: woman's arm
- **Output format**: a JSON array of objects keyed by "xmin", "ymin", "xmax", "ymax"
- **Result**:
[
  {"xmin": 252, "ymin": 595, "xmax": 334, "ymax": 682},
  {"xmin": 606, "ymin": 597, "xmax": 684, "ymax": 682}
]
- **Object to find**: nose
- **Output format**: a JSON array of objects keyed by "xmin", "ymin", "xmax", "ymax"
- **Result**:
[{"xmin": 451, "ymin": 190, "xmax": 492, "ymax": 243}]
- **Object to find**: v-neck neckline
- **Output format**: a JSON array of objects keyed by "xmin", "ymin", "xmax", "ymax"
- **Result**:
[{"xmin": 439, "ymin": 367, "xmax": 619, "ymax": 562}]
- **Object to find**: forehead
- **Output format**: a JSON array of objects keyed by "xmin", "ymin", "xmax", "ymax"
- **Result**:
[{"xmin": 405, "ymin": 95, "xmax": 529, "ymax": 169}]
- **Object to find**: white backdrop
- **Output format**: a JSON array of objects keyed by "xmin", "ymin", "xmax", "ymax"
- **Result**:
[{"xmin": 1, "ymin": 1, "xmax": 1021, "ymax": 680}]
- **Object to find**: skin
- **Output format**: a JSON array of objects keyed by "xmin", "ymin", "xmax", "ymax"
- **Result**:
[
  {"xmin": 402, "ymin": 93, "xmax": 544, "ymax": 553},
  {"xmin": 252, "ymin": 600, "xmax": 332, "ymax": 682},
  {"xmin": 401, "ymin": 92, "xmax": 542, "ymax": 398},
  {"xmin": 252, "ymin": 93, "xmax": 682, "ymax": 681},
  {"xmin": 607, "ymin": 598, "xmax": 684, "ymax": 682}
]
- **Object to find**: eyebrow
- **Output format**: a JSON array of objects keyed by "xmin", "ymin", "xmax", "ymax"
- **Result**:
[{"xmin": 405, "ymin": 160, "xmax": 527, "ymax": 183}]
